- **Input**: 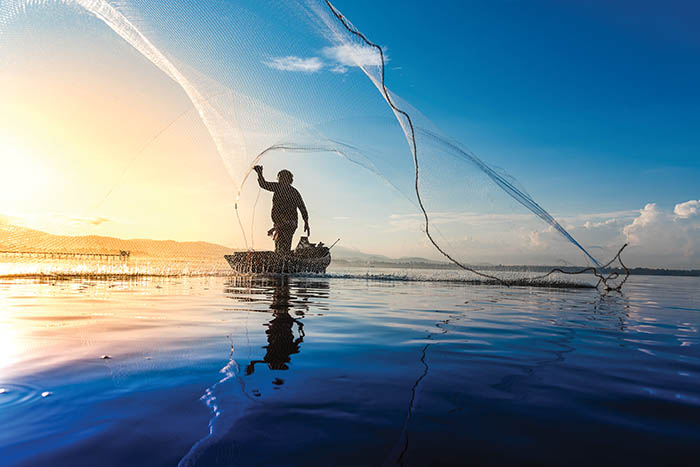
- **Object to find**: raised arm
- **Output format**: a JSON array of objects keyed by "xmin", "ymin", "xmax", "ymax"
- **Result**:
[{"xmin": 254, "ymin": 165, "xmax": 276, "ymax": 192}]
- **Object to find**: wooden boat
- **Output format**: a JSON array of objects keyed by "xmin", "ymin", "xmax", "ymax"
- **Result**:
[{"xmin": 225, "ymin": 240, "xmax": 331, "ymax": 274}]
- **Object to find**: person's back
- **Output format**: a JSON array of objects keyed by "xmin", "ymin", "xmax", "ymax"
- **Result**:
[
  {"xmin": 254, "ymin": 165, "xmax": 309, "ymax": 253},
  {"xmin": 270, "ymin": 183, "xmax": 304, "ymax": 226}
]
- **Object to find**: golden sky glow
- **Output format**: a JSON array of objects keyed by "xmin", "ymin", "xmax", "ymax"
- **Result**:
[
  {"xmin": 0, "ymin": 15, "xmax": 417, "ymax": 255},
  {"xmin": 0, "ymin": 19, "xmax": 248, "ymax": 246}
]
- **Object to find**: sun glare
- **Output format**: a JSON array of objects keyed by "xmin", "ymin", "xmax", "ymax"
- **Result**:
[{"xmin": 0, "ymin": 134, "xmax": 55, "ymax": 211}]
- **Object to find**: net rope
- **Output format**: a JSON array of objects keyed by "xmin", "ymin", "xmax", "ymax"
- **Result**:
[
  {"xmin": 0, "ymin": 0, "xmax": 633, "ymax": 289},
  {"xmin": 322, "ymin": 0, "xmax": 628, "ymax": 290}
]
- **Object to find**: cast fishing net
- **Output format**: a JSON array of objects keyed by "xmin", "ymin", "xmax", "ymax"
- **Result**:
[{"xmin": 0, "ymin": 0, "xmax": 627, "ymax": 288}]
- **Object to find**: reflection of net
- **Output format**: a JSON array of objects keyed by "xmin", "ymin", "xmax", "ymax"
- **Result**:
[{"xmin": 0, "ymin": 0, "xmax": 629, "ymax": 289}]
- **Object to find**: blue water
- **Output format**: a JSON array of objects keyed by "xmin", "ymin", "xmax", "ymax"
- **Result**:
[{"xmin": 0, "ymin": 272, "xmax": 699, "ymax": 465}]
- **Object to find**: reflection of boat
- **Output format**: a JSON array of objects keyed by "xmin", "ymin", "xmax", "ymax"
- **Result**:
[{"xmin": 225, "ymin": 238, "xmax": 331, "ymax": 274}]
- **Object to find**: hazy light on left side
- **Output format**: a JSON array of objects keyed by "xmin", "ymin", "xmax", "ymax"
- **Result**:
[{"xmin": 0, "ymin": 131, "xmax": 56, "ymax": 219}]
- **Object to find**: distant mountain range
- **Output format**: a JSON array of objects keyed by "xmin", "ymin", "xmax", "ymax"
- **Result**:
[
  {"xmin": 0, "ymin": 220, "xmax": 447, "ymax": 263},
  {"xmin": 0, "ymin": 221, "xmax": 234, "ymax": 258},
  {"xmin": 330, "ymin": 245, "xmax": 446, "ymax": 265},
  {"xmin": 1, "ymin": 221, "xmax": 697, "ymax": 276}
]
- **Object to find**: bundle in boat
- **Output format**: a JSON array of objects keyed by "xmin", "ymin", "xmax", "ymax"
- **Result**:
[{"xmin": 225, "ymin": 237, "xmax": 331, "ymax": 274}]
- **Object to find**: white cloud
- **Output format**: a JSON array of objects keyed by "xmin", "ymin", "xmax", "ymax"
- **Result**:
[
  {"xmin": 330, "ymin": 64, "xmax": 348, "ymax": 74},
  {"xmin": 674, "ymin": 199, "xmax": 700, "ymax": 219},
  {"xmin": 623, "ymin": 203, "xmax": 660, "ymax": 245},
  {"xmin": 584, "ymin": 218, "xmax": 620, "ymax": 229},
  {"xmin": 621, "ymin": 202, "xmax": 700, "ymax": 266},
  {"xmin": 322, "ymin": 44, "xmax": 384, "ymax": 67},
  {"xmin": 263, "ymin": 44, "xmax": 386, "ymax": 75},
  {"xmin": 526, "ymin": 230, "xmax": 543, "ymax": 249},
  {"xmin": 386, "ymin": 204, "xmax": 700, "ymax": 268},
  {"xmin": 263, "ymin": 56, "xmax": 323, "ymax": 73}
]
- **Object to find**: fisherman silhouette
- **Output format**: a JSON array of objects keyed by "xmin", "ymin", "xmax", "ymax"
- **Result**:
[{"xmin": 254, "ymin": 165, "xmax": 310, "ymax": 254}]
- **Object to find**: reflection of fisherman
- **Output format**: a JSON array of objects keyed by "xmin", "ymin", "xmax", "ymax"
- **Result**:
[
  {"xmin": 254, "ymin": 165, "xmax": 310, "ymax": 254},
  {"xmin": 246, "ymin": 279, "xmax": 304, "ymax": 374}
]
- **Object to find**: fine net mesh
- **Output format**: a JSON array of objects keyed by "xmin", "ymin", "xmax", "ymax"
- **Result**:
[{"xmin": 0, "ymin": 0, "xmax": 627, "ymax": 288}]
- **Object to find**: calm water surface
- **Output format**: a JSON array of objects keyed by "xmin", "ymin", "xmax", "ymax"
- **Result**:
[{"xmin": 0, "ymin": 273, "xmax": 699, "ymax": 466}]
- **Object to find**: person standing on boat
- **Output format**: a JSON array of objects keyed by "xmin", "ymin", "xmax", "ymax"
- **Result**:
[{"xmin": 253, "ymin": 165, "xmax": 310, "ymax": 253}]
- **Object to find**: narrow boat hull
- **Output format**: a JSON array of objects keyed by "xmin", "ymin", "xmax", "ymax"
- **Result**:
[{"xmin": 225, "ymin": 251, "xmax": 331, "ymax": 274}]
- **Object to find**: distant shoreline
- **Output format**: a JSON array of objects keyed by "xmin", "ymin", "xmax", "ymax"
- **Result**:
[
  {"xmin": 331, "ymin": 259, "xmax": 700, "ymax": 277},
  {"xmin": 3, "ymin": 221, "xmax": 697, "ymax": 277}
]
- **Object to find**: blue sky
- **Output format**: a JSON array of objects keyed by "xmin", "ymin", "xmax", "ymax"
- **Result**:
[
  {"xmin": 332, "ymin": 0, "xmax": 699, "ymax": 213},
  {"xmin": 1, "ymin": 0, "xmax": 698, "ymax": 267}
]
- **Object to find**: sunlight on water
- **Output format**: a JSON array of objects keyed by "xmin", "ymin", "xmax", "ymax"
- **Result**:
[
  {"xmin": 0, "ymin": 319, "xmax": 20, "ymax": 371},
  {"xmin": 0, "ymin": 257, "xmax": 598, "ymax": 289},
  {"xmin": 0, "ymin": 257, "xmax": 231, "ymax": 278},
  {"xmin": 0, "ymin": 274, "xmax": 698, "ymax": 465}
]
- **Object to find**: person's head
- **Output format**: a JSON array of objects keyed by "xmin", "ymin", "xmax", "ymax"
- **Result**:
[{"xmin": 277, "ymin": 169, "xmax": 293, "ymax": 185}]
